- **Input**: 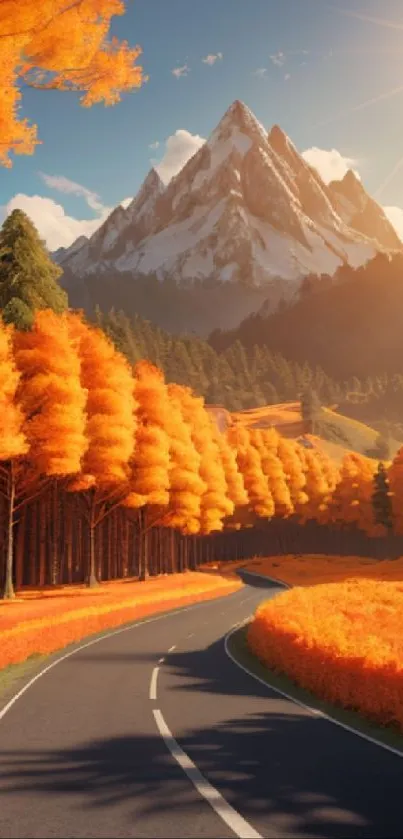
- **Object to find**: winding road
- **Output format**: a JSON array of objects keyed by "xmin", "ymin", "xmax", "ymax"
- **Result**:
[{"xmin": 1, "ymin": 573, "xmax": 403, "ymax": 839}]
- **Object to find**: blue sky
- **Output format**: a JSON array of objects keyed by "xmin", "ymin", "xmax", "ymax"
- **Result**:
[{"xmin": 2, "ymin": 0, "xmax": 403, "ymax": 248}]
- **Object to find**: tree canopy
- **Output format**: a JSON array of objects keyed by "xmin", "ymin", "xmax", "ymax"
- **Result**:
[
  {"xmin": 0, "ymin": 210, "xmax": 67, "ymax": 328},
  {"xmin": 0, "ymin": 0, "xmax": 146, "ymax": 167}
]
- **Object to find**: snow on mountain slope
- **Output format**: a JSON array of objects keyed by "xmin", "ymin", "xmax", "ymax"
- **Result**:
[
  {"xmin": 56, "ymin": 100, "xmax": 402, "ymax": 288},
  {"xmin": 328, "ymin": 170, "xmax": 401, "ymax": 250},
  {"xmin": 61, "ymin": 168, "xmax": 165, "ymax": 275}
]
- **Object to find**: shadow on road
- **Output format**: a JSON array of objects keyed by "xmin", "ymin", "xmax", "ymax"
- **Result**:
[
  {"xmin": 0, "ymin": 708, "xmax": 401, "ymax": 838},
  {"xmin": 1, "ymin": 578, "xmax": 402, "ymax": 838}
]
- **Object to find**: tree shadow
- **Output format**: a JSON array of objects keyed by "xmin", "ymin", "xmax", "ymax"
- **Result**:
[{"xmin": 0, "ymin": 710, "xmax": 401, "ymax": 838}]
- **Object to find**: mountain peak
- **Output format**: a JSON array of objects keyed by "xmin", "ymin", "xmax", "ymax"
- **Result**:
[
  {"xmin": 57, "ymin": 98, "xmax": 402, "ymax": 308},
  {"xmin": 268, "ymin": 124, "xmax": 289, "ymax": 151},
  {"xmin": 342, "ymin": 168, "xmax": 360, "ymax": 185},
  {"xmin": 211, "ymin": 99, "xmax": 268, "ymax": 146}
]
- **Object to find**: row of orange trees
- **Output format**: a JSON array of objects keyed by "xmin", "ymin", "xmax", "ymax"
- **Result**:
[{"xmin": 0, "ymin": 308, "xmax": 398, "ymax": 598}]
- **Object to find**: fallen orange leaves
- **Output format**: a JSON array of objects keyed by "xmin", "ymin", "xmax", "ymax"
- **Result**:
[
  {"xmin": 248, "ymin": 578, "xmax": 403, "ymax": 730},
  {"xmin": 0, "ymin": 572, "xmax": 241, "ymax": 670},
  {"xmin": 240, "ymin": 554, "xmax": 403, "ymax": 587}
]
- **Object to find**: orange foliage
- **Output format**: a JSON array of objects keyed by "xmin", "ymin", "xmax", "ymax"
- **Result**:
[
  {"xmin": 296, "ymin": 447, "xmax": 336, "ymax": 522},
  {"xmin": 248, "ymin": 578, "xmax": 403, "ymax": 730},
  {"xmin": 329, "ymin": 453, "xmax": 378, "ymax": 534},
  {"xmin": 67, "ymin": 314, "xmax": 135, "ymax": 489},
  {"xmin": 211, "ymin": 420, "xmax": 248, "ymax": 509},
  {"xmin": 13, "ymin": 310, "xmax": 87, "ymax": 477},
  {"xmin": 0, "ymin": 319, "xmax": 27, "ymax": 461},
  {"xmin": 227, "ymin": 425, "xmax": 274, "ymax": 518},
  {"xmin": 249, "ymin": 428, "xmax": 293, "ymax": 517},
  {"xmin": 125, "ymin": 360, "xmax": 170, "ymax": 509},
  {"xmin": 0, "ymin": 0, "xmax": 146, "ymax": 166},
  {"xmin": 242, "ymin": 554, "xmax": 403, "ymax": 587},
  {"xmin": 170, "ymin": 384, "xmax": 233, "ymax": 534},
  {"xmin": 0, "ymin": 572, "xmax": 242, "ymax": 669},
  {"xmin": 276, "ymin": 436, "xmax": 308, "ymax": 508},
  {"xmin": 162, "ymin": 382, "xmax": 206, "ymax": 535}
]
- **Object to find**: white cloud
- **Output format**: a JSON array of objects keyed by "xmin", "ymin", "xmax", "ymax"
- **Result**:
[
  {"xmin": 149, "ymin": 140, "xmax": 160, "ymax": 150},
  {"xmin": 39, "ymin": 173, "xmax": 105, "ymax": 213},
  {"xmin": 152, "ymin": 129, "xmax": 205, "ymax": 184},
  {"xmin": 172, "ymin": 64, "xmax": 190, "ymax": 78},
  {"xmin": 202, "ymin": 52, "xmax": 223, "ymax": 65},
  {"xmin": 284, "ymin": 73, "xmax": 291, "ymax": 81},
  {"xmin": 253, "ymin": 68, "xmax": 267, "ymax": 78},
  {"xmin": 270, "ymin": 51, "xmax": 286, "ymax": 67},
  {"xmin": 301, "ymin": 146, "xmax": 403, "ymax": 242},
  {"xmin": 0, "ymin": 174, "xmax": 134, "ymax": 251},
  {"xmin": 301, "ymin": 147, "xmax": 360, "ymax": 184},
  {"xmin": 0, "ymin": 194, "xmax": 111, "ymax": 252},
  {"xmin": 383, "ymin": 206, "xmax": 403, "ymax": 241}
]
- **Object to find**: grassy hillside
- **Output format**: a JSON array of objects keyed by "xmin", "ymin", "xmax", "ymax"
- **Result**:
[{"xmin": 207, "ymin": 401, "xmax": 402, "ymax": 463}]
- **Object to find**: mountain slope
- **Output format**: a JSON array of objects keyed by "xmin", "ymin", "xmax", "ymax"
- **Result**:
[
  {"xmin": 56, "ymin": 100, "xmax": 402, "ymax": 334},
  {"xmin": 210, "ymin": 252, "xmax": 403, "ymax": 379}
]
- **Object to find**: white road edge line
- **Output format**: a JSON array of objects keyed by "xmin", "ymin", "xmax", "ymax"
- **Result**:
[
  {"xmin": 153, "ymin": 708, "xmax": 262, "ymax": 839},
  {"xmin": 224, "ymin": 619, "xmax": 403, "ymax": 760},
  {"xmin": 149, "ymin": 667, "xmax": 159, "ymax": 701},
  {"xmin": 0, "ymin": 588, "xmax": 243, "ymax": 723}
]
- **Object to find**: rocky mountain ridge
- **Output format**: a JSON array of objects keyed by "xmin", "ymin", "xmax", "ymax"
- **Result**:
[{"xmin": 55, "ymin": 100, "xmax": 401, "ymax": 333}]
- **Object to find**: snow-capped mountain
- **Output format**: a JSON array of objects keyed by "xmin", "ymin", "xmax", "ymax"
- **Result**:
[{"xmin": 56, "ymin": 100, "xmax": 402, "ymax": 294}]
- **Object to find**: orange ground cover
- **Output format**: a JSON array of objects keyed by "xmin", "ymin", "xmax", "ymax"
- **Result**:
[
  {"xmin": 0, "ymin": 572, "xmax": 242, "ymax": 670},
  {"xmin": 247, "ymin": 568, "xmax": 403, "ymax": 731},
  {"xmin": 240, "ymin": 554, "xmax": 403, "ymax": 587}
]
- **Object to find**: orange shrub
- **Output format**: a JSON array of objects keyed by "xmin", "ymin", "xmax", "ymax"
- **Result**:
[
  {"xmin": 248, "ymin": 579, "xmax": 403, "ymax": 730},
  {"xmin": 0, "ymin": 573, "xmax": 241, "ymax": 669}
]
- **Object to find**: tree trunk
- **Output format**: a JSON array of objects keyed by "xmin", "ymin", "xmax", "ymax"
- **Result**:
[
  {"xmin": 66, "ymin": 495, "xmax": 73, "ymax": 584},
  {"xmin": 51, "ymin": 481, "xmax": 59, "ymax": 585},
  {"xmin": 3, "ymin": 462, "xmax": 16, "ymax": 599},
  {"xmin": 39, "ymin": 493, "xmax": 47, "ymax": 587},
  {"xmin": 88, "ymin": 492, "xmax": 98, "ymax": 588},
  {"xmin": 170, "ymin": 528, "xmax": 175, "ymax": 574},
  {"xmin": 15, "ymin": 504, "xmax": 26, "ymax": 590}
]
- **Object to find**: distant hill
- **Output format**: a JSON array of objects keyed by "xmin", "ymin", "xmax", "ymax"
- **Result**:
[
  {"xmin": 210, "ymin": 252, "xmax": 403, "ymax": 380},
  {"xmin": 206, "ymin": 400, "xmax": 402, "ymax": 463}
]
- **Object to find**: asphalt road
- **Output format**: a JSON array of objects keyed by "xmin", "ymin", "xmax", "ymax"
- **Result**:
[{"xmin": 0, "ymin": 573, "xmax": 403, "ymax": 839}]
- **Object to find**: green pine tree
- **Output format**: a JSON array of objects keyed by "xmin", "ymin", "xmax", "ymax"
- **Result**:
[
  {"xmin": 301, "ymin": 387, "xmax": 321, "ymax": 434},
  {"xmin": 0, "ymin": 210, "xmax": 67, "ymax": 328},
  {"xmin": 372, "ymin": 462, "xmax": 394, "ymax": 535}
]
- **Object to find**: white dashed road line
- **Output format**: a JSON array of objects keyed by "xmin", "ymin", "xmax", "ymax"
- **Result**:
[
  {"xmin": 149, "ymin": 667, "xmax": 159, "ymax": 701},
  {"xmin": 153, "ymin": 708, "xmax": 262, "ymax": 839}
]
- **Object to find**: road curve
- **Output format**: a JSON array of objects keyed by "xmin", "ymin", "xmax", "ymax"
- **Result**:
[{"xmin": 1, "ymin": 574, "xmax": 403, "ymax": 839}]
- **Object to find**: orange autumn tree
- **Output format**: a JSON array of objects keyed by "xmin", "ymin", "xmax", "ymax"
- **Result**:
[
  {"xmin": 6, "ymin": 309, "xmax": 87, "ymax": 596},
  {"xmin": 249, "ymin": 428, "xmax": 293, "ymax": 519},
  {"xmin": 329, "ymin": 453, "xmax": 378, "ymax": 534},
  {"xmin": 168, "ymin": 384, "xmax": 234, "ymax": 534},
  {"xmin": 67, "ymin": 314, "xmax": 136, "ymax": 587},
  {"xmin": 276, "ymin": 436, "xmax": 309, "ymax": 511},
  {"xmin": 311, "ymin": 447, "xmax": 340, "ymax": 526},
  {"xmin": 161, "ymin": 384, "xmax": 206, "ymax": 537},
  {"xmin": 123, "ymin": 361, "xmax": 173, "ymax": 579},
  {"xmin": 210, "ymin": 420, "xmax": 249, "ymax": 511},
  {"xmin": 0, "ymin": 0, "xmax": 146, "ymax": 167},
  {"xmin": 295, "ymin": 446, "xmax": 330, "ymax": 523},
  {"xmin": 0, "ymin": 318, "xmax": 28, "ymax": 599},
  {"xmin": 227, "ymin": 425, "xmax": 275, "ymax": 524}
]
